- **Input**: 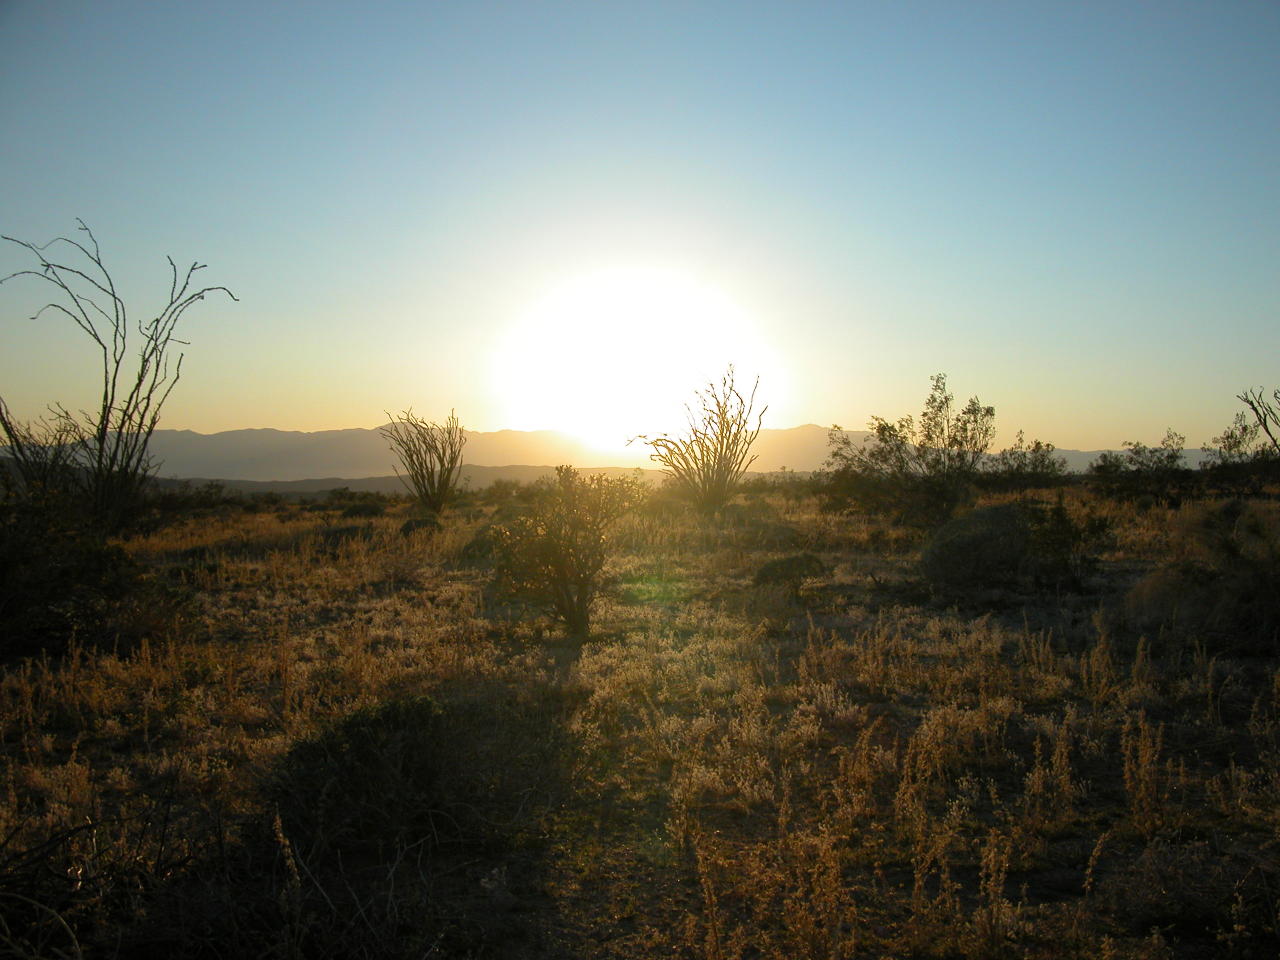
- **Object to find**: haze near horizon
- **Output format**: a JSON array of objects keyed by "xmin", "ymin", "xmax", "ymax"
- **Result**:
[{"xmin": 1, "ymin": 2, "xmax": 1276, "ymax": 453}]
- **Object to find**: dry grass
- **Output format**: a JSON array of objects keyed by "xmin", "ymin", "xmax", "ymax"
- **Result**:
[{"xmin": 1, "ymin": 486, "xmax": 1278, "ymax": 957}]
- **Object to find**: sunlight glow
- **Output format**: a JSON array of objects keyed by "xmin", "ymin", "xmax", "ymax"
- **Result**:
[{"xmin": 490, "ymin": 265, "xmax": 784, "ymax": 459}]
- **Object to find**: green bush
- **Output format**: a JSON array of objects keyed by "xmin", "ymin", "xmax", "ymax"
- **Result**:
[{"xmin": 492, "ymin": 466, "xmax": 642, "ymax": 637}]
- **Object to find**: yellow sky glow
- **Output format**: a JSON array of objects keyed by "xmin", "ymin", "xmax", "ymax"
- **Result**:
[{"xmin": 489, "ymin": 265, "xmax": 785, "ymax": 459}]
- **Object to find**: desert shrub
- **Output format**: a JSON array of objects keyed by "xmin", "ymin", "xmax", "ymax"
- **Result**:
[
  {"xmin": 1200, "ymin": 402, "xmax": 1280, "ymax": 495},
  {"xmin": 1203, "ymin": 386, "xmax": 1280, "ymax": 468},
  {"xmin": 135, "ymin": 688, "xmax": 572, "ymax": 959},
  {"xmin": 1, "ymin": 222, "xmax": 235, "ymax": 532},
  {"xmin": 1019, "ymin": 492, "xmax": 1104, "ymax": 587},
  {"xmin": 753, "ymin": 553, "xmax": 828, "ymax": 589},
  {"xmin": 341, "ymin": 499, "xmax": 384, "ymax": 518},
  {"xmin": 320, "ymin": 487, "xmax": 392, "ymax": 515},
  {"xmin": 1090, "ymin": 429, "xmax": 1192, "ymax": 503},
  {"xmin": 271, "ymin": 690, "xmax": 566, "ymax": 854},
  {"xmin": 638, "ymin": 366, "xmax": 766, "ymax": 513},
  {"xmin": 139, "ymin": 481, "xmax": 250, "ymax": 528},
  {"xmin": 241, "ymin": 490, "xmax": 287, "ymax": 513},
  {"xmin": 980, "ymin": 431, "xmax": 1068, "ymax": 491},
  {"xmin": 314, "ymin": 522, "xmax": 375, "ymax": 556},
  {"xmin": 820, "ymin": 463, "xmax": 944, "ymax": 521},
  {"xmin": 0, "ymin": 496, "xmax": 178, "ymax": 659},
  {"xmin": 455, "ymin": 522, "xmax": 500, "ymax": 567},
  {"xmin": 1127, "ymin": 499, "xmax": 1280, "ymax": 653},
  {"xmin": 920, "ymin": 504, "xmax": 1031, "ymax": 591},
  {"xmin": 740, "ymin": 520, "xmax": 805, "ymax": 550},
  {"xmin": 826, "ymin": 373, "xmax": 994, "ymax": 525},
  {"xmin": 380, "ymin": 409, "xmax": 467, "ymax": 515},
  {"xmin": 492, "ymin": 466, "xmax": 642, "ymax": 637},
  {"xmin": 718, "ymin": 498, "xmax": 803, "ymax": 549},
  {"xmin": 1204, "ymin": 411, "xmax": 1266, "ymax": 468},
  {"xmin": 638, "ymin": 486, "xmax": 695, "ymax": 522},
  {"xmin": 399, "ymin": 514, "xmax": 440, "ymax": 536},
  {"xmin": 480, "ymin": 476, "xmax": 542, "ymax": 508},
  {"xmin": 1199, "ymin": 456, "xmax": 1280, "ymax": 497},
  {"xmin": 718, "ymin": 498, "xmax": 779, "ymax": 526}
]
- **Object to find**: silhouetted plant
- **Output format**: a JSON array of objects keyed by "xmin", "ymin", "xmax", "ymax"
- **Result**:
[
  {"xmin": 0, "ymin": 404, "xmax": 81, "ymax": 512},
  {"xmin": 0, "ymin": 220, "xmax": 236, "ymax": 532},
  {"xmin": 492, "ymin": 465, "xmax": 642, "ymax": 637},
  {"xmin": 982, "ymin": 431, "xmax": 1067, "ymax": 490},
  {"xmin": 826, "ymin": 373, "xmax": 995, "ymax": 524},
  {"xmin": 1201, "ymin": 387, "xmax": 1280, "ymax": 492},
  {"xmin": 1237, "ymin": 386, "xmax": 1280, "ymax": 456},
  {"xmin": 1089, "ymin": 429, "xmax": 1188, "ymax": 501},
  {"xmin": 380, "ymin": 409, "xmax": 466, "ymax": 515},
  {"xmin": 637, "ymin": 366, "xmax": 766, "ymax": 514},
  {"xmin": 320, "ymin": 486, "xmax": 390, "ymax": 517},
  {"xmin": 1204, "ymin": 411, "xmax": 1265, "ymax": 468}
]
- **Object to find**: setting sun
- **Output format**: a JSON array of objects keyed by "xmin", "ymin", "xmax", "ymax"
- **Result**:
[{"xmin": 490, "ymin": 265, "xmax": 784, "ymax": 458}]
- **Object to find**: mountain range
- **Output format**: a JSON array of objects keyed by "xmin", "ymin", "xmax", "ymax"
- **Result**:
[
  {"xmin": 142, "ymin": 424, "xmax": 1192, "ymax": 490},
  {"xmin": 148, "ymin": 424, "xmax": 858, "ymax": 487}
]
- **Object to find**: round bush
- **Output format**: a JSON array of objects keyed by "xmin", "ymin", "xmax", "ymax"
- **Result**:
[{"xmin": 921, "ymin": 504, "xmax": 1030, "ymax": 590}]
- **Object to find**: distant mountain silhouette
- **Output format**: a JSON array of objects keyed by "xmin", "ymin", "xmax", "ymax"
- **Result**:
[
  {"xmin": 143, "ymin": 423, "xmax": 1205, "ymax": 486},
  {"xmin": 148, "ymin": 426, "xmax": 603, "ymax": 482},
  {"xmin": 146, "ymin": 424, "xmax": 865, "ymax": 483}
]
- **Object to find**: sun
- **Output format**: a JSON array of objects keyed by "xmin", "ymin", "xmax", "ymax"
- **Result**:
[{"xmin": 490, "ymin": 265, "xmax": 782, "ymax": 459}]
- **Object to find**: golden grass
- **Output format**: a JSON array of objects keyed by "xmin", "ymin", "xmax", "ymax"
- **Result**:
[{"xmin": 1, "ymin": 489, "xmax": 1278, "ymax": 957}]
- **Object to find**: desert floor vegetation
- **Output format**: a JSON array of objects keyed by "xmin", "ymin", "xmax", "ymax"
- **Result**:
[{"xmin": 2, "ymin": 478, "xmax": 1279, "ymax": 958}]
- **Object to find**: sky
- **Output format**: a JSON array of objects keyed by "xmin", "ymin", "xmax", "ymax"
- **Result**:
[{"xmin": 1, "ymin": 0, "xmax": 1277, "ymax": 461}]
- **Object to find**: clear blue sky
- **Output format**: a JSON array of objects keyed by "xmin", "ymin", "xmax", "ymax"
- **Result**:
[{"xmin": 2, "ymin": 0, "xmax": 1276, "ymax": 454}]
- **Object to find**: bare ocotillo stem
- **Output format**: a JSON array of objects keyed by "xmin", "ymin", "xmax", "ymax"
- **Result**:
[{"xmin": 380, "ymin": 409, "xmax": 466, "ymax": 514}]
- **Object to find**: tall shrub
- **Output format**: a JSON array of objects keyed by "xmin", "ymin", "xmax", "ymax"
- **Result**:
[
  {"xmin": 638, "ymin": 366, "xmax": 766, "ymax": 513},
  {"xmin": 826, "ymin": 373, "xmax": 995, "ymax": 524},
  {"xmin": 380, "ymin": 409, "xmax": 466, "ymax": 514},
  {"xmin": 493, "ymin": 466, "xmax": 641, "ymax": 637},
  {"xmin": 0, "ymin": 221, "xmax": 235, "ymax": 531}
]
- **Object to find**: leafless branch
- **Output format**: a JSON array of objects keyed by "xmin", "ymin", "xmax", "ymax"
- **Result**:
[
  {"xmin": 637, "ymin": 366, "xmax": 766, "ymax": 513},
  {"xmin": 1238, "ymin": 387, "xmax": 1280, "ymax": 456},
  {"xmin": 380, "ymin": 410, "xmax": 467, "ymax": 514},
  {"xmin": 0, "ymin": 222, "xmax": 236, "ymax": 529}
]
